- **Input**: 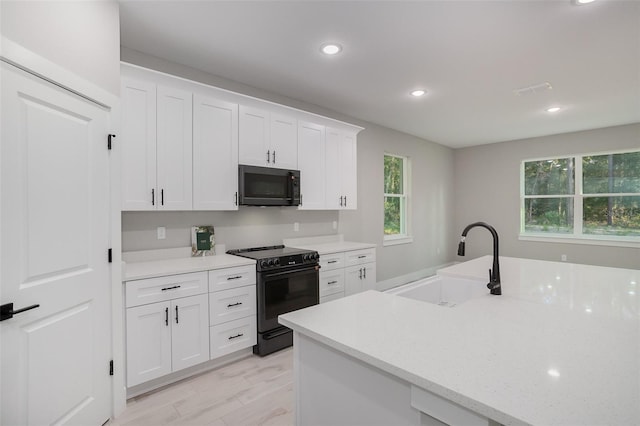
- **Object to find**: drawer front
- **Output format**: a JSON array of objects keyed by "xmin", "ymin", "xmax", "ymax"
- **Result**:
[
  {"xmin": 126, "ymin": 271, "xmax": 208, "ymax": 308},
  {"xmin": 319, "ymin": 269, "xmax": 345, "ymax": 298},
  {"xmin": 209, "ymin": 285, "xmax": 256, "ymax": 326},
  {"xmin": 208, "ymin": 265, "xmax": 256, "ymax": 292},
  {"xmin": 319, "ymin": 252, "xmax": 345, "ymax": 271},
  {"xmin": 344, "ymin": 248, "xmax": 376, "ymax": 267},
  {"xmin": 320, "ymin": 292, "xmax": 344, "ymax": 304},
  {"xmin": 210, "ymin": 315, "xmax": 257, "ymax": 359}
]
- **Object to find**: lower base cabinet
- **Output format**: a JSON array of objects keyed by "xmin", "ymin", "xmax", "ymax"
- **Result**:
[
  {"xmin": 318, "ymin": 247, "xmax": 376, "ymax": 302},
  {"xmin": 210, "ymin": 315, "xmax": 257, "ymax": 359},
  {"xmin": 344, "ymin": 263, "xmax": 376, "ymax": 296},
  {"xmin": 126, "ymin": 293, "xmax": 209, "ymax": 387}
]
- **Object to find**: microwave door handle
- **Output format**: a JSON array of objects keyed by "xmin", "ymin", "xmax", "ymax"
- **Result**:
[{"xmin": 288, "ymin": 172, "xmax": 295, "ymax": 205}]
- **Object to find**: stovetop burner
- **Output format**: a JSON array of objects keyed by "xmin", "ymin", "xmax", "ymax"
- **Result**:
[{"xmin": 227, "ymin": 245, "xmax": 319, "ymax": 271}]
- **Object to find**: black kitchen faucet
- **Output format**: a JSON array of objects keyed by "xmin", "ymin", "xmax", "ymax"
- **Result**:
[{"xmin": 457, "ymin": 222, "xmax": 501, "ymax": 295}]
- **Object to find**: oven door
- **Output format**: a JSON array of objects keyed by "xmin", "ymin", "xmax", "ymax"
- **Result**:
[{"xmin": 257, "ymin": 264, "xmax": 319, "ymax": 333}]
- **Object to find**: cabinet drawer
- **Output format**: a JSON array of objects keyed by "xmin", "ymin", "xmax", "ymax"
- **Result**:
[
  {"xmin": 209, "ymin": 285, "xmax": 256, "ymax": 326},
  {"xmin": 126, "ymin": 271, "xmax": 208, "ymax": 308},
  {"xmin": 210, "ymin": 315, "xmax": 257, "ymax": 359},
  {"xmin": 320, "ymin": 292, "xmax": 344, "ymax": 304},
  {"xmin": 208, "ymin": 265, "xmax": 256, "ymax": 292},
  {"xmin": 319, "ymin": 269, "xmax": 345, "ymax": 298},
  {"xmin": 319, "ymin": 252, "xmax": 345, "ymax": 271},
  {"xmin": 344, "ymin": 248, "xmax": 376, "ymax": 267}
]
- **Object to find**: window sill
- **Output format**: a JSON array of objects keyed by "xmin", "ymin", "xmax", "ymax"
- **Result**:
[
  {"xmin": 519, "ymin": 234, "xmax": 640, "ymax": 249},
  {"xmin": 383, "ymin": 235, "xmax": 414, "ymax": 247}
]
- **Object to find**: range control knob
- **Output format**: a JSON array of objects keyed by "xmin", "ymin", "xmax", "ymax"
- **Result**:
[
  {"xmin": 274, "ymin": 258, "xmax": 280, "ymax": 266},
  {"xmin": 260, "ymin": 260, "xmax": 269, "ymax": 269},
  {"xmin": 267, "ymin": 259, "xmax": 275, "ymax": 267},
  {"xmin": 312, "ymin": 253, "xmax": 319, "ymax": 261},
  {"xmin": 302, "ymin": 254, "xmax": 310, "ymax": 261}
]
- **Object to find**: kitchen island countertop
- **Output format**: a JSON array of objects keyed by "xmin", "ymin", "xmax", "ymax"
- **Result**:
[{"xmin": 279, "ymin": 256, "xmax": 639, "ymax": 425}]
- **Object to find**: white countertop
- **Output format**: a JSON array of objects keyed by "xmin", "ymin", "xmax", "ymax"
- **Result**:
[
  {"xmin": 123, "ymin": 254, "xmax": 255, "ymax": 281},
  {"xmin": 283, "ymin": 234, "xmax": 376, "ymax": 255},
  {"xmin": 279, "ymin": 256, "xmax": 640, "ymax": 425}
]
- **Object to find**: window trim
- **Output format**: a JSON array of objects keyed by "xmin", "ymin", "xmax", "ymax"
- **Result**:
[
  {"xmin": 520, "ymin": 148, "xmax": 640, "ymax": 248},
  {"xmin": 383, "ymin": 153, "xmax": 411, "ymax": 244}
]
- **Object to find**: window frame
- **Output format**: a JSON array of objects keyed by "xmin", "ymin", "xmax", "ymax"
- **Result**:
[
  {"xmin": 383, "ymin": 153, "xmax": 412, "ymax": 246},
  {"xmin": 520, "ymin": 148, "xmax": 640, "ymax": 248}
]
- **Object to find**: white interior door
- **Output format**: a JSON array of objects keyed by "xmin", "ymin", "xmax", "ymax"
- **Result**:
[{"xmin": 1, "ymin": 62, "xmax": 112, "ymax": 425}]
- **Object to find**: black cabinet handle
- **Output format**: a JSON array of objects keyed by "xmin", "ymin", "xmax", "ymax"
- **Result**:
[
  {"xmin": 358, "ymin": 255, "xmax": 367, "ymax": 259},
  {"xmin": 228, "ymin": 333, "xmax": 244, "ymax": 340},
  {"xmin": 165, "ymin": 307, "xmax": 169, "ymax": 326},
  {"xmin": 267, "ymin": 150, "xmax": 270, "ymax": 163},
  {"xmin": 358, "ymin": 268, "xmax": 362, "ymax": 279},
  {"xmin": 175, "ymin": 305, "xmax": 179, "ymax": 324},
  {"xmin": 161, "ymin": 285, "xmax": 181, "ymax": 291},
  {"xmin": 327, "ymin": 280, "xmax": 338, "ymax": 285},
  {"xmin": 272, "ymin": 151, "xmax": 276, "ymax": 163},
  {"xmin": 0, "ymin": 303, "xmax": 40, "ymax": 321},
  {"xmin": 344, "ymin": 196, "xmax": 347, "ymax": 207},
  {"xmin": 328, "ymin": 260, "xmax": 337, "ymax": 264},
  {"xmin": 227, "ymin": 302, "xmax": 243, "ymax": 308},
  {"xmin": 227, "ymin": 276, "xmax": 242, "ymax": 281},
  {"xmin": 161, "ymin": 189, "xmax": 164, "ymax": 206},
  {"xmin": 363, "ymin": 267, "xmax": 366, "ymax": 279},
  {"xmin": 152, "ymin": 189, "xmax": 155, "ymax": 206}
]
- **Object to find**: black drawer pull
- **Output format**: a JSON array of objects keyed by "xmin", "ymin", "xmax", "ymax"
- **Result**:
[
  {"xmin": 161, "ymin": 285, "xmax": 181, "ymax": 291},
  {"xmin": 327, "ymin": 280, "xmax": 338, "ymax": 285},
  {"xmin": 358, "ymin": 255, "xmax": 367, "ymax": 259},
  {"xmin": 228, "ymin": 333, "xmax": 244, "ymax": 340},
  {"xmin": 227, "ymin": 302, "xmax": 243, "ymax": 308},
  {"xmin": 327, "ymin": 260, "xmax": 338, "ymax": 264},
  {"xmin": 227, "ymin": 276, "xmax": 242, "ymax": 281}
]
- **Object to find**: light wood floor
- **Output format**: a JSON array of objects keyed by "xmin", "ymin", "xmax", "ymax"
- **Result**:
[{"xmin": 110, "ymin": 348, "xmax": 294, "ymax": 426}]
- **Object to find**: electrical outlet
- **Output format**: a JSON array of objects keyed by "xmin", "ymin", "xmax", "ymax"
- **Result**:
[
  {"xmin": 561, "ymin": 254, "xmax": 567, "ymax": 262},
  {"xmin": 157, "ymin": 226, "xmax": 166, "ymax": 240},
  {"xmin": 332, "ymin": 221, "xmax": 338, "ymax": 230},
  {"xmin": 294, "ymin": 222, "xmax": 299, "ymax": 232}
]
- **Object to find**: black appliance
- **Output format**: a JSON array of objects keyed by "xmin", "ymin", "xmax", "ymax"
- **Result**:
[
  {"xmin": 227, "ymin": 245, "xmax": 320, "ymax": 356},
  {"xmin": 238, "ymin": 165, "xmax": 301, "ymax": 206}
]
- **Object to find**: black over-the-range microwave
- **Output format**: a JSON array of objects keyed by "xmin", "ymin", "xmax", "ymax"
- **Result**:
[{"xmin": 238, "ymin": 165, "xmax": 301, "ymax": 206}]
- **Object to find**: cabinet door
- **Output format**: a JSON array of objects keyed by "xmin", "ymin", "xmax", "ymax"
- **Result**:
[
  {"xmin": 324, "ymin": 128, "xmax": 342, "ymax": 209},
  {"xmin": 171, "ymin": 294, "xmax": 210, "ymax": 372},
  {"xmin": 270, "ymin": 113, "xmax": 297, "ymax": 169},
  {"xmin": 126, "ymin": 301, "xmax": 172, "ymax": 387},
  {"xmin": 239, "ymin": 105, "xmax": 269, "ymax": 167},
  {"xmin": 297, "ymin": 121, "xmax": 326, "ymax": 210},
  {"xmin": 344, "ymin": 263, "xmax": 376, "ymax": 296},
  {"xmin": 193, "ymin": 94, "xmax": 239, "ymax": 210},
  {"xmin": 156, "ymin": 85, "xmax": 193, "ymax": 210},
  {"xmin": 339, "ymin": 133, "xmax": 357, "ymax": 210},
  {"xmin": 121, "ymin": 77, "xmax": 156, "ymax": 210}
]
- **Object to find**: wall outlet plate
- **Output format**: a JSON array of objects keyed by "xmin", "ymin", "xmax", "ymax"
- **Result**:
[{"xmin": 157, "ymin": 227, "xmax": 166, "ymax": 240}]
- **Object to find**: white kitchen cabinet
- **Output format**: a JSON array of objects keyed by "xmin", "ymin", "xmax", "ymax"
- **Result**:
[
  {"xmin": 239, "ymin": 106, "xmax": 297, "ymax": 169},
  {"xmin": 126, "ymin": 293, "xmax": 209, "ymax": 387},
  {"xmin": 125, "ymin": 272, "xmax": 209, "ymax": 387},
  {"xmin": 208, "ymin": 265, "xmax": 257, "ymax": 359},
  {"xmin": 325, "ymin": 128, "xmax": 358, "ymax": 210},
  {"xmin": 297, "ymin": 120, "xmax": 326, "ymax": 210},
  {"xmin": 121, "ymin": 77, "xmax": 192, "ymax": 210},
  {"xmin": 345, "ymin": 263, "xmax": 376, "ymax": 296},
  {"xmin": 193, "ymin": 94, "xmax": 239, "ymax": 210},
  {"xmin": 316, "ymin": 247, "xmax": 376, "ymax": 300}
]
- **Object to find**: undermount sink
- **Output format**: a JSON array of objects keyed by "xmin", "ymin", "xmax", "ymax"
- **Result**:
[{"xmin": 387, "ymin": 275, "xmax": 487, "ymax": 307}]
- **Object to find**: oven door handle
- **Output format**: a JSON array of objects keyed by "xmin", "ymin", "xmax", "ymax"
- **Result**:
[{"xmin": 262, "ymin": 265, "xmax": 319, "ymax": 279}]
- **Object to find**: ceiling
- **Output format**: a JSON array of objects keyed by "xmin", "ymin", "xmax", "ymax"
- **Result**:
[{"xmin": 119, "ymin": 0, "xmax": 640, "ymax": 148}]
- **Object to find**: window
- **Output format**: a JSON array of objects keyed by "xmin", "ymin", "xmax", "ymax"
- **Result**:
[
  {"xmin": 384, "ymin": 154, "xmax": 411, "ymax": 245},
  {"xmin": 521, "ymin": 149, "xmax": 640, "ymax": 246}
]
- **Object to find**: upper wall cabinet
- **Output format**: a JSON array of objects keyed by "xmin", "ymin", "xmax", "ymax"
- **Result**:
[
  {"xmin": 239, "ymin": 106, "xmax": 297, "ymax": 169},
  {"xmin": 193, "ymin": 94, "xmax": 239, "ymax": 210},
  {"xmin": 325, "ymin": 128, "xmax": 357, "ymax": 210},
  {"xmin": 121, "ymin": 77, "xmax": 193, "ymax": 211},
  {"xmin": 297, "ymin": 121, "xmax": 326, "ymax": 210}
]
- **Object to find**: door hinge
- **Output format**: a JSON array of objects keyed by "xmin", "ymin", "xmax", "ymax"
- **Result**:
[
  {"xmin": 107, "ymin": 134, "xmax": 116, "ymax": 150},
  {"xmin": 108, "ymin": 248, "xmax": 112, "ymax": 263},
  {"xmin": 109, "ymin": 360, "xmax": 114, "ymax": 376}
]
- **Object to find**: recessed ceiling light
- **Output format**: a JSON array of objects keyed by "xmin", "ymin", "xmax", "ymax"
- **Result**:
[
  {"xmin": 546, "ymin": 106, "xmax": 562, "ymax": 113},
  {"xmin": 410, "ymin": 90, "xmax": 426, "ymax": 97},
  {"xmin": 321, "ymin": 43, "xmax": 342, "ymax": 55},
  {"xmin": 573, "ymin": 0, "xmax": 595, "ymax": 4}
]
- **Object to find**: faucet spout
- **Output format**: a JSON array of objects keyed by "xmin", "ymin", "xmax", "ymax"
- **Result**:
[{"xmin": 458, "ymin": 222, "xmax": 501, "ymax": 295}]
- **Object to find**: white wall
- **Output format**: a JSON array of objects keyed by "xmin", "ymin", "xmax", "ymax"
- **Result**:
[
  {"xmin": 454, "ymin": 123, "xmax": 640, "ymax": 269},
  {"xmin": 120, "ymin": 48, "xmax": 457, "ymax": 284},
  {"xmin": 1, "ymin": 0, "xmax": 120, "ymax": 96}
]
